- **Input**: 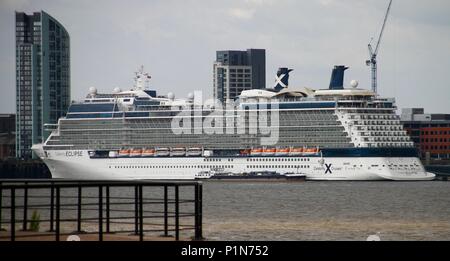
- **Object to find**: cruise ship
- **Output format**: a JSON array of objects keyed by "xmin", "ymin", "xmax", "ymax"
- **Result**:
[{"xmin": 32, "ymin": 66, "xmax": 435, "ymax": 180}]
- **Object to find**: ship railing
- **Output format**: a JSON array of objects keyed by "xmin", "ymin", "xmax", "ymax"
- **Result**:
[{"xmin": 0, "ymin": 179, "xmax": 203, "ymax": 241}]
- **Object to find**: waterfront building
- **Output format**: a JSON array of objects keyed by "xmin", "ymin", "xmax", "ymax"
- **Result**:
[
  {"xmin": 401, "ymin": 108, "xmax": 450, "ymax": 160},
  {"xmin": 15, "ymin": 11, "xmax": 70, "ymax": 159},
  {"xmin": 0, "ymin": 114, "xmax": 16, "ymax": 160},
  {"xmin": 213, "ymin": 49, "xmax": 265, "ymax": 102}
]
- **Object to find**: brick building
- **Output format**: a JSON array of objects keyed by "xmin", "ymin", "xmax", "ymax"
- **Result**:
[{"xmin": 401, "ymin": 108, "xmax": 450, "ymax": 160}]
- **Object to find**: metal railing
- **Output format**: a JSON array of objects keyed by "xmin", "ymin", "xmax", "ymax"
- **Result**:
[{"xmin": 0, "ymin": 179, "xmax": 202, "ymax": 241}]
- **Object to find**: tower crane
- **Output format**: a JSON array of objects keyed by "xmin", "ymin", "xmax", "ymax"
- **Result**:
[{"xmin": 366, "ymin": 0, "xmax": 393, "ymax": 94}]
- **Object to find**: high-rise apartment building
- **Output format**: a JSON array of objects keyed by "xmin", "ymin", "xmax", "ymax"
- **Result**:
[
  {"xmin": 213, "ymin": 49, "xmax": 265, "ymax": 102},
  {"xmin": 15, "ymin": 11, "xmax": 70, "ymax": 159}
]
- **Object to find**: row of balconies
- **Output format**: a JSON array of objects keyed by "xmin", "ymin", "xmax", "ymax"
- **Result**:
[
  {"xmin": 355, "ymin": 126, "xmax": 404, "ymax": 131},
  {"xmin": 363, "ymin": 142, "xmax": 414, "ymax": 148},
  {"xmin": 352, "ymin": 120, "xmax": 401, "ymax": 126},
  {"xmin": 361, "ymin": 136, "xmax": 410, "ymax": 142},
  {"xmin": 358, "ymin": 131, "xmax": 408, "ymax": 137},
  {"xmin": 348, "ymin": 114, "xmax": 400, "ymax": 120}
]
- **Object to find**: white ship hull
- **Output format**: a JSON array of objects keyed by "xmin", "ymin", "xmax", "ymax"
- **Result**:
[{"xmin": 33, "ymin": 148, "xmax": 435, "ymax": 181}]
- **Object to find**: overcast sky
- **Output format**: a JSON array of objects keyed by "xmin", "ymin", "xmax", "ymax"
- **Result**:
[{"xmin": 1, "ymin": 0, "xmax": 449, "ymax": 114}]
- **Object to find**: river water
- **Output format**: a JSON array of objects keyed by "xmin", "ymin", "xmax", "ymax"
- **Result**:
[{"xmin": 201, "ymin": 181, "xmax": 450, "ymax": 241}]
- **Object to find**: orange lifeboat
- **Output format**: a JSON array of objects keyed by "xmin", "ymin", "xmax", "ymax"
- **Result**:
[
  {"xmin": 130, "ymin": 148, "xmax": 143, "ymax": 157},
  {"xmin": 289, "ymin": 147, "xmax": 303, "ymax": 156},
  {"xmin": 118, "ymin": 148, "xmax": 131, "ymax": 157},
  {"xmin": 262, "ymin": 148, "xmax": 276, "ymax": 156},
  {"xmin": 303, "ymin": 147, "xmax": 320, "ymax": 155},
  {"xmin": 275, "ymin": 148, "xmax": 290, "ymax": 156},
  {"xmin": 250, "ymin": 148, "xmax": 263, "ymax": 156},
  {"xmin": 142, "ymin": 148, "xmax": 155, "ymax": 157},
  {"xmin": 240, "ymin": 149, "xmax": 251, "ymax": 156}
]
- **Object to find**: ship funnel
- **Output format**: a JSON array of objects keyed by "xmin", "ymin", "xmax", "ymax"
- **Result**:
[
  {"xmin": 273, "ymin": 68, "xmax": 293, "ymax": 92},
  {"xmin": 329, "ymin": 65, "xmax": 348, "ymax": 90}
]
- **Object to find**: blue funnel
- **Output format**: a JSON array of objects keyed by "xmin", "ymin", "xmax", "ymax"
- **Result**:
[
  {"xmin": 274, "ymin": 68, "xmax": 293, "ymax": 92},
  {"xmin": 329, "ymin": 65, "xmax": 348, "ymax": 90}
]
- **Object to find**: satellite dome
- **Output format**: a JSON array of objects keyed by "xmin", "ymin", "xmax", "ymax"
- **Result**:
[
  {"xmin": 187, "ymin": 92, "xmax": 194, "ymax": 100},
  {"xmin": 167, "ymin": 92, "xmax": 175, "ymax": 100},
  {"xmin": 113, "ymin": 87, "xmax": 122, "ymax": 94},
  {"xmin": 350, "ymin": 80, "xmax": 359, "ymax": 88},
  {"xmin": 89, "ymin": 86, "xmax": 97, "ymax": 95}
]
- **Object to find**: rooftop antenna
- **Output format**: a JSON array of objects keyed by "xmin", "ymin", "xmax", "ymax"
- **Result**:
[
  {"xmin": 134, "ymin": 65, "xmax": 151, "ymax": 90},
  {"xmin": 366, "ymin": 0, "xmax": 392, "ymax": 94}
]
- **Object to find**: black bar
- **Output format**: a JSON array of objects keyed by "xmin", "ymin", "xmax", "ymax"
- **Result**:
[
  {"xmin": 22, "ymin": 183, "xmax": 28, "ymax": 231},
  {"xmin": 139, "ymin": 185, "xmax": 143, "ymax": 241},
  {"xmin": 175, "ymin": 185, "xmax": 179, "ymax": 241},
  {"xmin": 10, "ymin": 188, "xmax": 15, "ymax": 241},
  {"xmin": 0, "ymin": 179, "xmax": 200, "ymax": 186},
  {"xmin": 134, "ymin": 185, "xmax": 138, "ymax": 235},
  {"xmin": 164, "ymin": 185, "xmax": 168, "ymax": 237},
  {"xmin": 55, "ymin": 186, "xmax": 60, "ymax": 241},
  {"xmin": 77, "ymin": 185, "xmax": 82, "ymax": 232},
  {"xmin": 106, "ymin": 185, "xmax": 110, "ymax": 233},
  {"xmin": 99, "ymin": 185, "xmax": 103, "ymax": 241},
  {"xmin": 49, "ymin": 183, "xmax": 54, "ymax": 232}
]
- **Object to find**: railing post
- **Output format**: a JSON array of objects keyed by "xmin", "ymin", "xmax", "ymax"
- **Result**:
[
  {"xmin": 49, "ymin": 182, "xmax": 54, "ymax": 232},
  {"xmin": 175, "ymin": 185, "xmax": 179, "ymax": 241},
  {"xmin": 139, "ymin": 185, "xmax": 144, "ymax": 241},
  {"xmin": 0, "ymin": 182, "xmax": 3, "ymax": 231},
  {"xmin": 106, "ymin": 185, "xmax": 110, "ymax": 233},
  {"xmin": 194, "ymin": 184, "xmax": 199, "ymax": 239},
  {"xmin": 10, "ymin": 188, "xmax": 15, "ymax": 241},
  {"xmin": 164, "ymin": 185, "xmax": 168, "ymax": 237},
  {"xmin": 134, "ymin": 185, "xmax": 139, "ymax": 235},
  {"xmin": 199, "ymin": 183, "xmax": 203, "ymax": 240},
  {"xmin": 98, "ymin": 185, "xmax": 103, "ymax": 241},
  {"xmin": 22, "ymin": 182, "xmax": 28, "ymax": 231},
  {"xmin": 77, "ymin": 185, "xmax": 82, "ymax": 232},
  {"xmin": 55, "ymin": 186, "xmax": 60, "ymax": 242},
  {"xmin": 195, "ymin": 183, "xmax": 203, "ymax": 240}
]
